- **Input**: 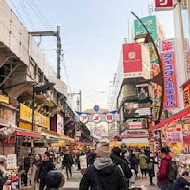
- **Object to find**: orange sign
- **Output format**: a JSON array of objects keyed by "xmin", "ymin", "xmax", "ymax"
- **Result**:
[
  {"xmin": 161, "ymin": 52, "xmax": 178, "ymax": 109},
  {"xmin": 183, "ymin": 82, "xmax": 190, "ymax": 109}
]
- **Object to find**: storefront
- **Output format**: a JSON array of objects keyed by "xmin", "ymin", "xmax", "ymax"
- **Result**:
[{"xmin": 0, "ymin": 95, "xmax": 17, "ymax": 156}]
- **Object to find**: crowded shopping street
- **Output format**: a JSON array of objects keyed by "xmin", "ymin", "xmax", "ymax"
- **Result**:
[{"xmin": 1, "ymin": 0, "xmax": 190, "ymax": 190}]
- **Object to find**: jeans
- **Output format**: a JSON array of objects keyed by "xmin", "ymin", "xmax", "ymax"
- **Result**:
[{"xmin": 160, "ymin": 184, "xmax": 172, "ymax": 190}]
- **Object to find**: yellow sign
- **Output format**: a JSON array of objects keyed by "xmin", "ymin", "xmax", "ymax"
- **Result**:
[
  {"xmin": 183, "ymin": 85, "xmax": 190, "ymax": 109},
  {"xmin": 20, "ymin": 104, "xmax": 50, "ymax": 129},
  {"xmin": 0, "ymin": 95, "xmax": 9, "ymax": 104}
]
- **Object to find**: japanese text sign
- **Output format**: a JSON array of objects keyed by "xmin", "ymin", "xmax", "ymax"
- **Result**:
[
  {"xmin": 155, "ymin": 0, "xmax": 174, "ymax": 11},
  {"xmin": 123, "ymin": 43, "xmax": 142, "ymax": 78},
  {"xmin": 183, "ymin": 82, "xmax": 190, "ymax": 109},
  {"xmin": 20, "ymin": 104, "xmax": 50, "ymax": 129},
  {"xmin": 160, "ymin": 39, "xmax": 178, "ymax": 109},
  {"xmin": 134, "ymin": 16, "xmax": 157, "ymax": 44}
]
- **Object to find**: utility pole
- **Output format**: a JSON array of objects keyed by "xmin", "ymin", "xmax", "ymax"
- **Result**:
[
  {"xmin": 29, "ymin": 25, "xmax": 62, "ymax": 79},
  {"xmin": 57, "ymin": 26, "xmax": 61, "ymax": 79},
  {"xmin": 69, "ymin": 91, "xmax": 82, "ymax": 112}
]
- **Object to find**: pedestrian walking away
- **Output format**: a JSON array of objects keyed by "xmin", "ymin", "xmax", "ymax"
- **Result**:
[
  {"xmin": 139, "ymin": 151, "xmax": 148, "ymax": 178},
  {"xmin": 111, "ymin": 147, "xmax": 132, "ymax": 189},
  {"xmin": 38, "ymin": 152, "xmax": 55, "ymax": 190},
  {"xmin": 79, "ymin": 140, "xmax": 127, "ymax": 190},
  {"xmin": 28, "ymin": 154, "xmax": 42, "ymax": 190},
  {"xmin": 23, "ymin": 153, "xmax": 33, "ymax": 186},
  {"xmin": 79, "ymin": 152, "xmax": 87, "ymax": 175},
  {"xmin": 63, "ymin": 150, "xmax": 74, "ymax": 179},
  {"xmin": 147, "ymin": 152, "xmax": 157, "ymax": 186}
]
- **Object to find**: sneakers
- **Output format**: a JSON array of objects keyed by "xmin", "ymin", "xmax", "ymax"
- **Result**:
[{"xmin": 150, "ymin": 183, "xmax": 155, "ymax": 186}]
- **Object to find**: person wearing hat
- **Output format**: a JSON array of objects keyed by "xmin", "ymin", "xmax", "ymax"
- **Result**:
[
  {"xmin": 0, "ymin": 155, "xmax": 8, "ymax": 190},
  {"xmin": 79, "ymin": 140, "xmax": 127, "ymax": 190},
  {"xmin": 45, "ymin": 170, "xmax": 65, "ymax": 190}
]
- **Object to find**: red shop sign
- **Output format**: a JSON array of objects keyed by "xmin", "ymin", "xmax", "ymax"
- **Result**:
[{"xmin": 155, "ymin": 0, "xmax": 174, "ymax": 11}]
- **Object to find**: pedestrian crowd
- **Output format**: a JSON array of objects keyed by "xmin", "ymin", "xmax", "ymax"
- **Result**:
[{"xmin": 0, "ymin": 141, "xmax": 190, "ymax": 190}]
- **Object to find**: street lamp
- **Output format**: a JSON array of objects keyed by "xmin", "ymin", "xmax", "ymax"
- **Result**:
[{"xmin": 132, "ymin": 12, "xmax": 164, "ymax": 122}]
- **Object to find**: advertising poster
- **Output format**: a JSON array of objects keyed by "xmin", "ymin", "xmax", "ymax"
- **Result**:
[
  {"xmin": 122, "ymin": 43, "xmax": 142, "ymax": 78},
  {"xmin": 57, "ymin": 114, "xmax": 64, "ymax": 135},
  {"xmin": 123, "ymin": 102, "xmax": 138, "ymax": 120}
]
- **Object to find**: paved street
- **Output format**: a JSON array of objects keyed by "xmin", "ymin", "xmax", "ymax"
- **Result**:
[{"xmin": 21, "ymin": 170, "xmax": 160, "ymax": 190}]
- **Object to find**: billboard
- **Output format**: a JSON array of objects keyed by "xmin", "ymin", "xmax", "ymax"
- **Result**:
[
  {"xmin": 57, "ymin": 114, "xmax": 64, "ymax": 135},
  {"xmin": 122, "ymin": 43, "xmax": 142, "ymax": 78},
  {"xmin": 160, "ymin": 39, "xmax": 178, "ymax": 109},
  {"xmin": 134, "ymin": 16, "xmax": 157, "ymax": 44},
  {"xmin": 182, "ymin": 81, "xmax": 190, "ymax": 109},
  {"xmin": 155, "ymin": 0, "xmax": 174, "ymax": 11}
]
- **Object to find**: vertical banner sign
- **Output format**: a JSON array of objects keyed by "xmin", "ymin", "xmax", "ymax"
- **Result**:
[
  {"xmin": 160, "ymin": 39, "xmax": 178, "ymax": 109},
  {"xmin": 182, "ymin": 82, "xmax": 190, "ymax": 109},
  {"xmin": 155, "ymin": 0, "xmax": 174, "ymax": 11},
  {"xmin": 123, "ymin": 43, "xmax": 142, "ymax": 78},
  {"xmin": 184, "ymin": 39, "xmax": 190, "ymax": 79}
]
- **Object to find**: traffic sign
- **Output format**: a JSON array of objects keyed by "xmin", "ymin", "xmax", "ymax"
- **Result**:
[
  {"xmin": 79, "ymin": 114, "xmax": 88, "ymax": 124},
  {"xmin": 92, "ymin": 113, "xmax": 101, "ymax": 123},
  {"xmin": 105, "ymin": 113, "xmax": 114, "ymax": 123},
  {"xmin": 93, "ymin": 105, "xmax": 100, "ymax": 113}
]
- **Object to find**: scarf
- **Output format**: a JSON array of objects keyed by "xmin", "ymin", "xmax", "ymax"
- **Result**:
[{"xmin": 94, "ymin": 157, "xmax": 113, "ymax": 170}]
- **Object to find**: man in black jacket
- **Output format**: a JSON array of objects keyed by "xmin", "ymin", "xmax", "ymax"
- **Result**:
[
  {"xmin": 80, "ymin": 140, "xmax": 127, "ymax": 190},
  {"xmin": 111, "ymin": 147, "xmax": 132, "ymax": 189},
  {"xmin": 39, "ymin": 152, "xmax": 55, "ymax": 190},
  {"xmin": 63, "ymin": 150, "xmax": 74, "ymax": 179}
]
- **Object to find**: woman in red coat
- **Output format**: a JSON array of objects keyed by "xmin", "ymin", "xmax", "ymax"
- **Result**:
[{"xmin": 157, "ymin": 147, "xmax": 172, "ymax": 190}]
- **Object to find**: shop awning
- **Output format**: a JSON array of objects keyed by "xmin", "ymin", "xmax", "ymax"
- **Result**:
[
  {"xmin": 16, "ymin": 129, "xmax": 41, "ymax": 138},
  {"xmin": 41, "ymin": 128, "xmax": 60, "ymax": 139},
  {"xmin": 60, "ymin": 135, "xmax": 75, "ymax": 142},
  {"xmin": 149, "ymin": 108, "xmax": 190, "ymax": 132}
]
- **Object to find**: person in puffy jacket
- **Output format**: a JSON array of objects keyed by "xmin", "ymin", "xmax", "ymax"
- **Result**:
[
  {"xmin": 157, "ymin": 147, "xmax": 172, "ymax": 190},
  {"xmin": 111, "ymin": 147, "xmax": 132, "ymax": 189},
  {"xmin": 39, "ymin": 152, "xmax": 55, "ymax": 190},
  {"xmin": 45, "ymin": 170, "xmax": 65, "ymax": 190},
  {"xmin": 173, "ymin": 171, "xmax": 190, "ymax": 190},
  {"xmin": 79, "ymin": 140, "xmax": 127, "ymax": 190}
]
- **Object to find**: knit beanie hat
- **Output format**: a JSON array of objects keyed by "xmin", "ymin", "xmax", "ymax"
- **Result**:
[{"xmin": 96, "ymin": 140, "xmax": 111, "ymax": 158}]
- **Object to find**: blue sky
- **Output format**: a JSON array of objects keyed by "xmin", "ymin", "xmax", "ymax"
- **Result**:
[{"xmin": 7, "ymin": 0, "xmax": 174, "ymax": 111}]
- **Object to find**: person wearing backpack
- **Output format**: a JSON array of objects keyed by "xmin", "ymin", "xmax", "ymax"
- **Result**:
[
  {"xmin": 79, "ymin": 140, "xmax": 127, "ymax": 190},
  {"xmin": 157, "ymin": 147, "xmax": 173, "ymax": 190}
]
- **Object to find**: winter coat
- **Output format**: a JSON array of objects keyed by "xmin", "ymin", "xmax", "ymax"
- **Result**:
[
  {"xmin": 38, "ymin": 160, "xmax": 55, "ymax": 183},
  {"xmin": 173, "ymin": 176, "xmax": 190, "ymax": 190},
  {"xmin": 0, "ymin": 167, "xmax": 8, "ymax": 190},
  {"xmin": 147, "ymin": 157, "xmax": 155, "ymax": 177},
  {"xmin": 28, "ymin": 161, "xmax": 41, "ymax": 190},
  {"xmin": 129, "ymin": 153, "xmax": 138, "ymax": 170},
  {"xmin": 79, "ymin": 155, "xmax": 87, "ymax": 169},
  {"xmin": 110, "ymin": 153, "xmax": 132, "ymax": 179},
  {"xmin": 157, "ymin": 154, "xmax": 172, "ymax": 185},
  {"xmin": 87, "ymin": 152, "xmax": 96, "ymax": 166},
  {"xmin": 24, "ymin": 157, "xmax": 31, "ymax": 173},
  {"xmin": 79, "ymin": 164, "xmax": 127, "ymax": 190},
  {"xmin": 63, "ymin": 154, "xmax": 74, "ymax": 166},
  {"xmin": 139, "ymin": 154, "xmax": 148, "ymax": 169}
]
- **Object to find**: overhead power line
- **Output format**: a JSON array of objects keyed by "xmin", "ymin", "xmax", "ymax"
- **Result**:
[
  {"xmin": 10, "ymin": 0, "xmax": 26, "ymax": 25},
  {"xmin": 26, "ymin": 0, "xmax": 51, "ymax": 30},
  {"xmin": 29, "ymin": 0, "xmax": 52, "ymax": 30},
  {"xmin": 19, "ymin": 0, "xmax": 36, "ymax": 30}
]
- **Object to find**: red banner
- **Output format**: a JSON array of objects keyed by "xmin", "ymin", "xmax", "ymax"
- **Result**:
[
  {"xmin": 161, "ymin": 52, "xmax": 178, "ymax": 109},
  {"xmin": 155, "ymin": 0, "xmax": 174, "ymax": 11},
  {"xmin": 123, "ymin": 43, "xmax": 142, "ymax": 77}
]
